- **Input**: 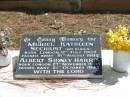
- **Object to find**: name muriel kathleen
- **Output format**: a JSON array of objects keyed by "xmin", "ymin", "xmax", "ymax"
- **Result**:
[{"xmin": 27, "ymin": 42, "xmax": 94, "ymax": 47}]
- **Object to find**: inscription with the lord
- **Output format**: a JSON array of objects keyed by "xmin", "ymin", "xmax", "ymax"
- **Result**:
[{"xmin": 15, "ymin": 35, "xmax": 102, "ymax": 78}]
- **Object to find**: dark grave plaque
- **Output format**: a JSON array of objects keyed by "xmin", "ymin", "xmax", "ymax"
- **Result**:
[{"xmin": 14, "ymin": 35, "xmax": 102, "ymax": 79}]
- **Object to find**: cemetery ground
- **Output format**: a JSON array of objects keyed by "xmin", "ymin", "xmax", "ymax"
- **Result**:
[
  {"xmin": 1, "ymin": 10, "xmax": 130, "ymax": 97},
  {"xmin": 0, "ymin": 10, "xmax": 130, "ymax": 48}
]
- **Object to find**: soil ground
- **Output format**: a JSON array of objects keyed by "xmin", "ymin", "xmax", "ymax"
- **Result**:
[{"xmin": 0, "ymin": 10, "xmax": 130, "ymax": 48}]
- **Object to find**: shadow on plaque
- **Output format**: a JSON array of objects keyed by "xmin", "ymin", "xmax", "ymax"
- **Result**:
[{"xmin": 87, "ymin": 65, "xmax": 128, "ymax": 85}]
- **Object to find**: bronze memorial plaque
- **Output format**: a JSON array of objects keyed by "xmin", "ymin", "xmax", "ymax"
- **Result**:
[{"xmin": 14, "ymin": 35, "xmax": 102, "ymax": 79}]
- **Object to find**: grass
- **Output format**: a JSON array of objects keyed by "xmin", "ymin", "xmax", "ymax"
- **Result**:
[{"xmin": 0, "ymin": 10, "xmax": 130, "ymax": 48}]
